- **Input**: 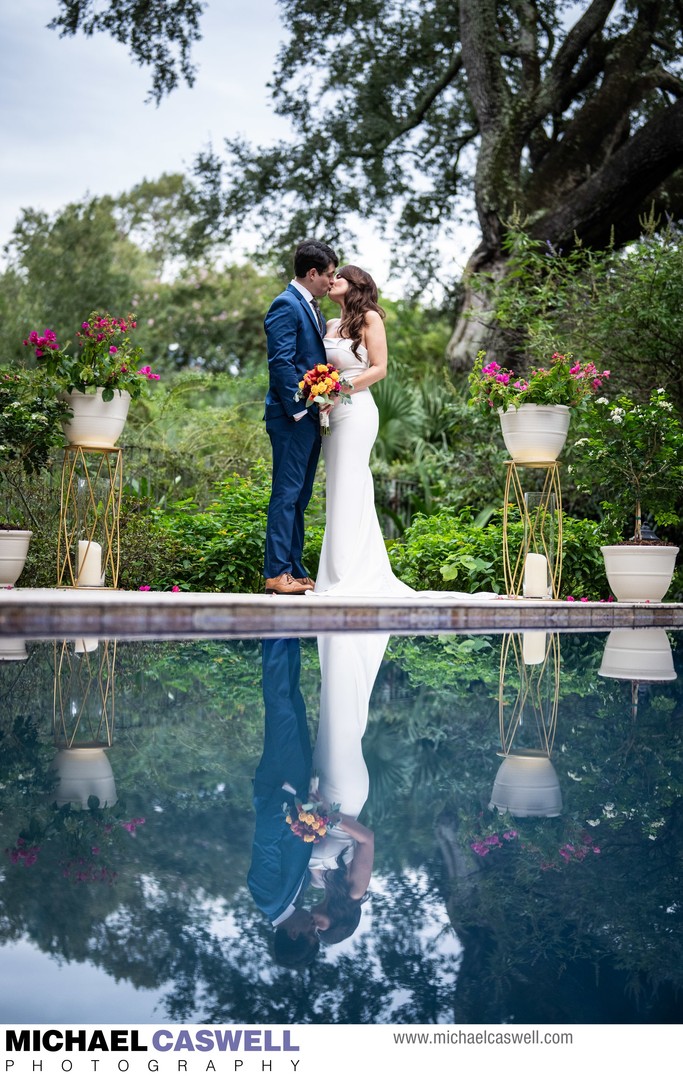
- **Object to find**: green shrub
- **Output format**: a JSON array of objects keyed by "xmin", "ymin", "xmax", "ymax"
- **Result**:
[
  {"xmin": 152, "ymin": 461, "xmax": 324, "ymax": 593},
  {"xmin": 389, "ymin": 508, "xmax": 612, "ymax": 599}
]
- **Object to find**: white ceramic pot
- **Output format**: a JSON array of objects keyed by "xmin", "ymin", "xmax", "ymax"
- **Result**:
[
  {"xmin": 61, "ymin": 387, "xmax": 131, "ymax": 448},
  {"xmin": 0, "ymin": 637, "xmax": 28, "ymax": 661},
  {"xmin": 498, "ymin": 403, "xmax": 571, "ymax": 463},
  {"xmin": 601, "ymin": 544, "xmax": 679, "ymax": 602},
  {"xmin": 489, "ymin": 752, "xmax": 562, "ymax": 818},
  {"xmin": 0, "ymin": 529, "xmax": 32, "ymax": 587},
  {"xmin": 50, "ymin": 747, "xmax": 118, "ymax": 808},
  {"xmin": 599, "ymin": 628, "xmax": 676, "ymax": 681}
]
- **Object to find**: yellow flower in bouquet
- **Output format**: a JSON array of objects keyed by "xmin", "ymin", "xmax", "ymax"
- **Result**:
[
  {"xmin": 294, "ymin": 362, "xmax": 353, "ymax": 435},
  {"xmin": 282, "ymin": 798, "xmax": 340, "ymax": 843}
]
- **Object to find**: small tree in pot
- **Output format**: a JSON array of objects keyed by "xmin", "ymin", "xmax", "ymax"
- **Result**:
[{"xmin": 571, "ymin": 389, "xmax": 683, "ymax": 601}]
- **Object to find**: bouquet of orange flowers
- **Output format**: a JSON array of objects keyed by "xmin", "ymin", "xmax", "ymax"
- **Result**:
[
  {"xmin": 294, "ymin": 362, "xmax": 353, "ymax": 434},
  {"xmin": 283, "ymin": 798, "xmax": 340, "ymax": 843}
]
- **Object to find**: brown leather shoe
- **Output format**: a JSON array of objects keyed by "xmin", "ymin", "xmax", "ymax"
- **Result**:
[
  {"xmin": 295, "ymin": 576, "xmax": 315, "ymax": 589},
  {"xmin": 265, "ymin": 573, "xmax": 311, "ymax": 595}
]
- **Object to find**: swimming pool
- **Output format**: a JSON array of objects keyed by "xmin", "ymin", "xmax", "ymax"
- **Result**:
[{"xmin": 1, "ymin": 625, "xmax": 681, "ymax": 1024}]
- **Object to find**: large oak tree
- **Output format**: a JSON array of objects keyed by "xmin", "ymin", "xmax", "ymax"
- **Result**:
[{"xmin": 51, "ymin": 1, "xmax": 683, "ymax": 367}]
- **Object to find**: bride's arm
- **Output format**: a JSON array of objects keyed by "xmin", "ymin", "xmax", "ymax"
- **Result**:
[
  {"xmin": 336, "ymin": 814, "xmax": 374, "ymax": 898},
  {"xmin": 354, "ymin": 312, "xmax": 387, "ymax": 391},
  {"xmin": 346, "ymin": 311, "xmax": 388, "ymax": 395}
]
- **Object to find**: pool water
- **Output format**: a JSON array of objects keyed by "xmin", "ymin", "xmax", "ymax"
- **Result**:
[{"xmin": 1, "ymin": 629, "xmax": 681, "ymax": 1025}]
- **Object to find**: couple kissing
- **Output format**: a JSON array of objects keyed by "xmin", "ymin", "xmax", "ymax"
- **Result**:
[{"xmin": 262, "ymin": 238, "xmax": 414, "ymax": 599}]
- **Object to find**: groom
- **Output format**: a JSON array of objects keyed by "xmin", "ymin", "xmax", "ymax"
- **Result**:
[
  {"xmin": 263, "ymin": 238, "xmax": 338, "ymax": 595},
  {"xmin": 248, "ymin": 638, "xmax": 320, "ymax": 969}
]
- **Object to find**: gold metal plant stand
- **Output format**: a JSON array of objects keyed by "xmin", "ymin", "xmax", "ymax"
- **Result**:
[
  {"xmin": 502, "ymin": 460, "xmax": 563, "ymax": 598},
  {"xmin": 498, "ymin": 632, "xmax": 560, "ymax": 757},
  {"xmin": 57, "ymin": 446, "xmax": 123, "ymax": 588},
  {"xmin": 53, "ymin": 638, "xmax": 117, "ymax": 748}
]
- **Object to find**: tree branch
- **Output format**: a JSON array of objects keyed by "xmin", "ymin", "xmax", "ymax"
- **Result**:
[{"xmin": 531, "ymin": 98, "xmax": 683, "ymax": 249}]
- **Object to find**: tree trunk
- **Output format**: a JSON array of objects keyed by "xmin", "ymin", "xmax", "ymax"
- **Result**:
[{"xmin": 446, "ymin": 245, "xmax": 507, "ymax": 372}]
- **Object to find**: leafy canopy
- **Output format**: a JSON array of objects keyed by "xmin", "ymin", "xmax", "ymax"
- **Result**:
[{"xmin": 189, "ymin": 1, "xmax": 683, "ymax": 280}]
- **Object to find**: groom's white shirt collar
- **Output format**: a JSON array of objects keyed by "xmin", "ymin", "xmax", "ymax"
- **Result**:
[
  {"xmin": 271, "ymin": 879, "xmax": 305, "ymax": 927},
  {"xmin": 290, "ymin": 279, "xmax": 315, "ymax": 304}
]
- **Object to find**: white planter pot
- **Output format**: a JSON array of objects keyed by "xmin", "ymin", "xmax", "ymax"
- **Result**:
[
  {"xmin": 599, "ymin": 628, "xmax": 676, "ymax": 681},
  {"xmin": 498, "ymin": 403, "xmax": 571, "ymax": 463},
  {"xmin": 0, "ymin": 529, "xmax": 32, "ymax": 587},
  {"xmin": 489, "ymin": 752, "xmax": 562, "ymax": 818},
  {"xmin": 61, "ymin": 387, "xmax": 131, "ymax": 448},
  {"xmin": 601, "ymin": 544, "xmax": 679, "ymax": 602},
  {"xmin": 0, "ymin": 637, "xmax": 28, "ymax": 661},
  {"xmin": 50, "ymin": 747, "xmax": 117, "ymax": 808}
]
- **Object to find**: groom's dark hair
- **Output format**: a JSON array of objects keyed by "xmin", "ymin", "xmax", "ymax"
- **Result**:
[
  {"xmin": 294, "ymin": 239, "xmax": 338, "ymax": 278},
  {"xmin": 273, "ymin": 925, "xmax": 320, "ymax": 970}
]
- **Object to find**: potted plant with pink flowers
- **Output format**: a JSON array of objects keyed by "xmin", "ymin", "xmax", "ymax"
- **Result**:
[
  {"xmin": 469, "ymin": 350, "xmax": 610, "ymax": 462},
  {"xmin": 23, "ymin": 312, "xmax": 160, "ymax": 448}
]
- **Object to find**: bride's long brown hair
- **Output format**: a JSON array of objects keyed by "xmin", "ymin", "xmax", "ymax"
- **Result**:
[{"xmin": 336, "ymin": 265, "xmax": 385, "ymax": 356}]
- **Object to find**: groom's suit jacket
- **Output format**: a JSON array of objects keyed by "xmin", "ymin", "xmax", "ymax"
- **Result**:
[
  {"xmin": 248, "ymin": 638, "xmax": 314, "ymax": 924},
  {"xmin": 264, "ymin": 284, "xmax": 327, "ymax": 424}
]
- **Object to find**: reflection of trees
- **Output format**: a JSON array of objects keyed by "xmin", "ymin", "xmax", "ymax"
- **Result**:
[
  {"xmin": 1, "ymin": 633, "xmax": 682, "ymax": 1023},
  {"xmin": 437, "ymin": 803, "xmax": 683, "ymax": 1023}
]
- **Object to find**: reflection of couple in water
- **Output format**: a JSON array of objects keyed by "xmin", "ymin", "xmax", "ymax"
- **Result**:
[{"xmin": 248, "ymin": 633, "xmax": 387, "ymax": 968}]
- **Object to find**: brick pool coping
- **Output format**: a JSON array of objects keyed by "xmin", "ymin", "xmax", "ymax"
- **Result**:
[{"xmin": 1, "ymin": 587, "xmax": 683, "ymax": 638}]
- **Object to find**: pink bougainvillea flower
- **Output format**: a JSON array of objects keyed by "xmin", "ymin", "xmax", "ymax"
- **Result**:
[
  {"xmin": 470, "ymin": 842, "xmax": 490, "ymax": 856},
  {"xmin": 566, "ymin": 595, "xmax": 575, "ymax": 602},
  {"xmin": 171, "ymin": 585, "xmax": 180, "ymax": 592},
  {"xmin": 138, "ymin": 585, "xmax": 151, "ymax": 591}
]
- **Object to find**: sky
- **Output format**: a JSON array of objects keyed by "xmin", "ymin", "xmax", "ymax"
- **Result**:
[{"xmin": 0, "ymin": 0, "xmax": 479, "ymax": 296}]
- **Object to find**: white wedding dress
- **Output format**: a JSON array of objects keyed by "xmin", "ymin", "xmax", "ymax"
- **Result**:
[
  {"xmin": 314, "ymin": 337, "xmax": 414, "ymax": 597},
  {"xmin": 309, "ymin": 632, "xmax": 388, "ymax": 880},
  {"xmin": 312, "ymin": 336, "xmax": 498, "ymax": 600}
]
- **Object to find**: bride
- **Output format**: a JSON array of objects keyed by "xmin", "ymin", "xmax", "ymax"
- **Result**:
[
  {"xmin": 307, "ymin": 632, "xmax": 387, "ymax": 944},
  {"xmin": 313, "ymin": 265, "xmax": 414, "ymax": 597}
]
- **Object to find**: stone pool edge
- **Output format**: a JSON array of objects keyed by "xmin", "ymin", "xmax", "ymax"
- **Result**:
[{"xmin": 1, "ymin": 588, "xmax": 683, "ymax": 638}]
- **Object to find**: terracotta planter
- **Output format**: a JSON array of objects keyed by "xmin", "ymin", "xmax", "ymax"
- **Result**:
[
  {"xmin": 489, "ymin": 752, "xmax": 562, "ymax": 818},
  {"xmin": 498, "ymin": 403, "xmax": 571, "ymax": 463},
  {"xmin": 601, "ymin": 544, "xmax": 679, "ymax": 602},
  {"xmin": 61, "ymin": 388, "xmax": 130, "ymax": 448},
  {"xmin": 599, "ymin": 628, "xmax": 676, "ymax": 681},
  {"xmin": 0, "ymin": 529, "xmax": 32, "ymax": 587}
]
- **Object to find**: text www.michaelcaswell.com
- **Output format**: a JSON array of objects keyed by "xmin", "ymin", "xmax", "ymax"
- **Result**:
[{"xmin": 392, "ymin": 1029, "xmax": 573, "ymax": 1046}]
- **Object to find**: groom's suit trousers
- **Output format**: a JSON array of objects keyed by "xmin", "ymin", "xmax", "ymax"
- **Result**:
[{"xmin": 248, "ymin": 638, "xmax": 313, "ymax": 923}]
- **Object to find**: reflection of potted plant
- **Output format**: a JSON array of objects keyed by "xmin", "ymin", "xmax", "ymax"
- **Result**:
[
  {"xmin": 23, "ymin": 312, "xmax": 159, "ymax": 448},
  {"xmin": 468, "ymin": 814, "xmax": 601, "ymax": 869},
  {"xmin": 5, "ymin": 801, "xmax": 145, "ymax": 885},
  {"xmin": 469, "ymin": 350, "xmax": 610, "ymax": 462},
  {"xmin": 572, "ymin": 390, "xmax": 683, "ymax": 601},
  {"xmin": 0, "ymin": 371, "xmax": 70, "ymax": 586},
  {"xmin": 598, "ymin": 629, "xmax": 676, "ymax": 682}
]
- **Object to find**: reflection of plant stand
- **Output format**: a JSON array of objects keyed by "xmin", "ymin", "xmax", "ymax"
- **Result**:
[
  {"xmin": 57, "ymin": 446, "xmax": 122, "ymax": 588},
  {"xmin": 502, "ymin": 461, "xmax": 563, "ymax": 598},
  {"xmin": 53, "ymin": 639, "xmax": 117, "ymax": 748},
  {"xmin": 490, "ymin": 632, "xmax": 562, "ymax": 817}
]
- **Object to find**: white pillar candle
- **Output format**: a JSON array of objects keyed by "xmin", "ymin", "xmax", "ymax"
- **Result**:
[
  {"xmin": 77, "ymin": 540, "xmax": 102, "ymax": 587},
  {"xmin": 524, "ymin": 552, "xmax": 548, "ymax": 598},
  {"xmin": 74, "ymin": 637, "xmax": 99, "ymax": 654},
  {"xmin": 523, "ymin": 630, "xmax": 547, "ymax": 665}
]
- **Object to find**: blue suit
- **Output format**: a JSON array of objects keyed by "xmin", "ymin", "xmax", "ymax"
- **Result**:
[
  {"xmin": 248, "ymin": 638, "xmax": 313, "ymax": 924},
  {"xmin": 263, "ymin": 285, "xmax": 325, "ymax": 579}
]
